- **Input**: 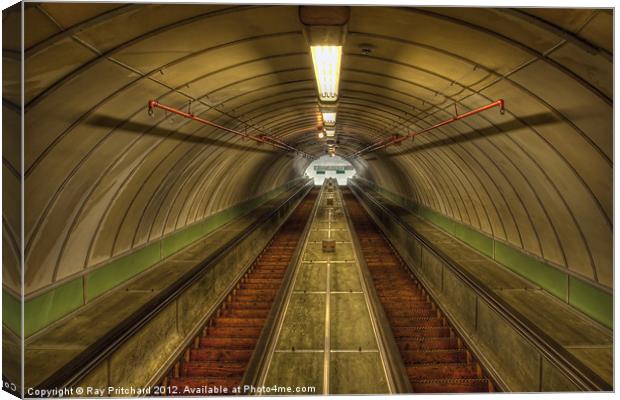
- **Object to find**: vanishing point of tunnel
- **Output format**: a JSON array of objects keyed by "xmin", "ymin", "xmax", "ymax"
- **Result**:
[{"xmin": 1, "ymin": 2, "xmax": 614, "ymax": 397}]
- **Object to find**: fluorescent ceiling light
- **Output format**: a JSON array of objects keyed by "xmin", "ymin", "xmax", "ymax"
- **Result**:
[
  {"xmin": 311, "ymin": 46, "xmax": 342, "ymax": 102},
  {"xmin": 325, "ymin": 129, "xmax": 335, "ymax": 137},
  {"xmin": 322, "ymin": 112, "xmax": 336, "ymax": 124}
]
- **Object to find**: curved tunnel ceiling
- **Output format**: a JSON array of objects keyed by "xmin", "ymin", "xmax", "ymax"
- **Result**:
[{"xmin": 2, "ymin": 4, "xmax": 612, "ymax": 296}]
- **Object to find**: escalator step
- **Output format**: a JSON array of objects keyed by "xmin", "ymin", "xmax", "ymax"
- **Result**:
[
  {"xmin": 199, "ymin": 337, "xmax": 257, "ymax": 349},
  {"xmin": 406, "ymin": 363, "xmax": 480, "ymax": 380},
  {"xmin": 181, "ymin": 361, "xmax": 246, "ymax": 377},
  {"xmin": 411, "ymin": 378, "xmax": 492, "ymax": 393},
  {"xmin": 206, "ymin": 326, "xmax": 263, "ymax": 338},
  {"xmin": 189, "ymin": 349, "xmax": 253, "ymax": 362},
  {"xmin": 402, "ymin": 349, "xmax": 469, "ymax": 364}
]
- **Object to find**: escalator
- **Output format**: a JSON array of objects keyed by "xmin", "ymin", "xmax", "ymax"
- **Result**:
[
  {"xmin": 343, "ymin": 188, "xmax": 495, "ymax": 393},
  {"xmin": 160, "ymin": 188, "xmax": 319, "ymax": 393}
]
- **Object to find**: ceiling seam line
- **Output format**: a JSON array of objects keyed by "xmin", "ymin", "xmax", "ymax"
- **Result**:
[
  {"xmin": 393, "ymin": 121, "xmax": 552, "ymax": 261},
  {"xmin": 371, "ymin": 55, "xmax": 613, "ymax": 168},
  {"xmin": 3, "ymin": 157, "xmax": 20, "ymax": 179},
  {"xmin": 34, "ymin": 4, "xmax": 65, "ymax": 30},
  {"xmin": 25, "ymin": 4, "xmax": 259, "ymax": 59},
  {"xmin": 400, "ymin": 8, "xmax": 612, "ymax": 104},
  {"xmin": 349, "ymin": 28, "xmax": 612, "ymax": 107},
  {"xmin": 25, "ymin": 4, "xmax": 140, "ymax": 56},
  {"xmin": 22, "ymin": 5, "xmax": 288, "ymax": 110},
  {"xmin": 25, "ymin": 26, "xmax": 590, "ymax": 155},
  {"xmin": 165, "ymin": 148, "xmax": 233, "ymax": 234},
  {"xmin": 383, "ymin": 121, "xmax": 522, "ymax": 248},
  {"xmin": 23, "ymin": 67, "xmax": 313, "ymax": 179},
  {"xmin": 503, "ymin": 8, "xmax": 610, "ymax": 60},
  {"xmin": 94, "ymin": 49, "xmax": 303, "ymax": 149},
  {"xmin": 137, "ymin": 139, "xmax": 216, "ymax": 247},
  {"xmin": 388, "ymin": 123, "xmax": 520, "ymax": 245}
]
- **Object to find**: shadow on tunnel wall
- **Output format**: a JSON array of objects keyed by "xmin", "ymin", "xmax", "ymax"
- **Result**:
[{"xmin": 384, "ymin": 111, "xmax": 560, "ymax": 157}]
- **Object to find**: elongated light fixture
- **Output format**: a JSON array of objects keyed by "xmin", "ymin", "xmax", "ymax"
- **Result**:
[
  {"xmin": 311, "ymin": 46, "xmax": 342, "ymax": 102},
  {"xmin": 322, "ymin": 111, "xmax": 336, "ymax": 125},
  {"xmin": 325, "ymin": 128, "xmax": 335, "ymax": 137}
]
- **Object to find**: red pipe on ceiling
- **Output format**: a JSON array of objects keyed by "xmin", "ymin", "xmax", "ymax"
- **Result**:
[
  {"xmin": 349, "ymin": 99, "xmax": 505, "ymax": 158},
  {"xmin": 147, "ymin": 100, "xmax": 314, "ymax": 159}
]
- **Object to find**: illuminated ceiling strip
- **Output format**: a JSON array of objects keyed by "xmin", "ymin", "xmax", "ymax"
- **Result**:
[
  {"xmin": 322, "ymin": 112, "xmax": 336, "ymax": 125},
  {"xmin": 311, "ymin": 46, "xmax": 342, "ymax": 102}
]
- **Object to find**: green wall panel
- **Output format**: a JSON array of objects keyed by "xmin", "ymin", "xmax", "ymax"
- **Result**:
[
  {"xmin": 568, "ymin": 277, "xmax": 613, "ymax": 328},
  {"xmin": 161, "ymin": 223, "xmax": 205, "ymax": 259},
  {"xmin": 494, "ymin": 242, "xmax": 568, "ymax": 301},
  {"xmin": 86, "ymin": 242, "xmax": 160, "ymax": 301},
  {"xmin": 419, "ymin": 205, "xmax": 457, "ymax": 234},
  {"xmin": 25, "ymin": 278, "xmax": 83, "ymax": 336},
  {"xmin": 2, "ymin": 290, "xmax": 21, "ymax": 334},
  {"xmin": 202, "ymin": 208, "xmax": 234, "ymax": 234},
  {"xmin": 454, "ymin": 224, "xmax": 494, "ymax": 257}
]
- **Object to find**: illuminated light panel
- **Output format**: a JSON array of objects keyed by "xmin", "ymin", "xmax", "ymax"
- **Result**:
[
  {"xmin": 311, "ymin": 46, "xmax": 342, "ymax": 101},
  {"xmin": 325, "ymin": 128, "xmax": 335, "ymax": 137},
  {"xmin": 322, "ymin": 112, "xmax": 336, "ymax": 124}
]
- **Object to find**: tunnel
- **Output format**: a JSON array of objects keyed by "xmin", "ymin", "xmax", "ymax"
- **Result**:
[{"xmin": 1, "ymin": 2, "xmax": 613, "ymax": 397}]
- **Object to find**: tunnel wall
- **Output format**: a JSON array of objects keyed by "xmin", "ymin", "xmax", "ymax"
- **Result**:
[
  {"xmin": 19, "ymin": 136, "xmax": 306, "ymax": 298},
  {"xmin": 2, "ymin": 3, "xmax": 23, "ymax": 395},
  {"xmin": 350, "ymin": 88, "xmax": 612, "ymax": 294},
  {"xmin": 5, "ymin": 175, "xmax": 307, "ymax": 338},
  {"xmin": 343, "ymin": 7, "xmax": 612, "ymax": 290},
  {"xmin": 2, "ymin": 4, "xmax": 612, "ymax": 350},
  {"xmin": 3, "ymin": 4, "xmax": 314, "ymax": 302},
  {"xmin": 10, "ymin": 4, "xmax": 612, "ymax": 294}
]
